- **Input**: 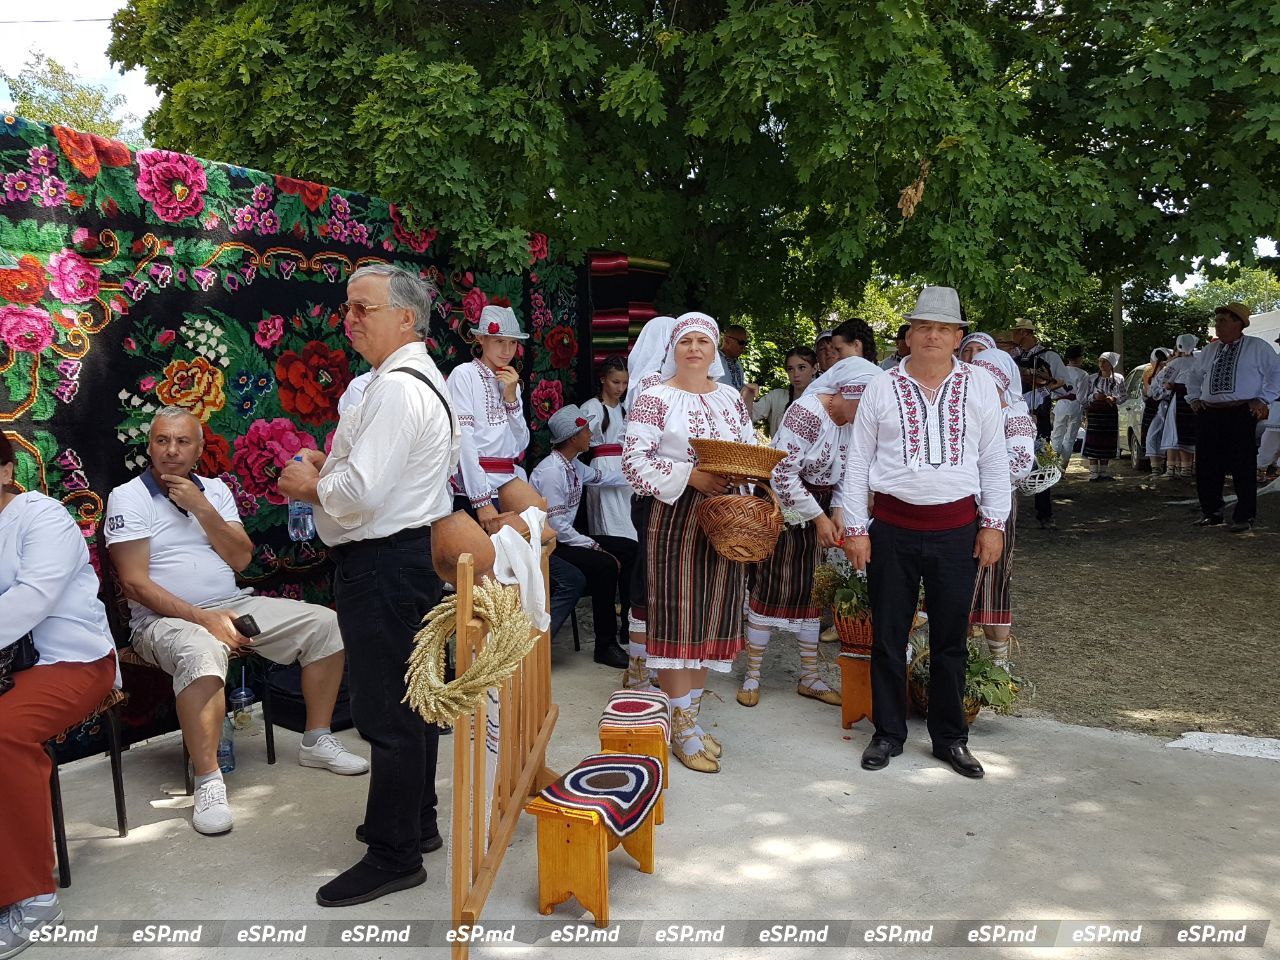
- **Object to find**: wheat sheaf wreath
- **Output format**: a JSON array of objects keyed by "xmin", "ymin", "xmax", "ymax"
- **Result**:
[{"xmin": 403, "ymin": 579, "xmax": 537, "ymax": 728}]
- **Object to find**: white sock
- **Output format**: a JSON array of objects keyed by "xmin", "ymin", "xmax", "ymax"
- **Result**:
[
  {"xmin": 194, "ymin": 769, "xmax": 223, "ymax": 789},
  {"xmin": 742, "ymin": 624, "xmax": 771, "ymax": 692},
  {"xmin": 797, "ymin": 624, "xmax": 831, "ymax": 692},
  {"xmin": 670, "ymin": 693, "xmax": 703, "ymax": 753},
  {"xmin": 627, "ymin": 640, "xmax": 647, "ymax": 659},
  {"xmin": 302, "ymin": 727, "xmax": 330, "ymax": 748}
]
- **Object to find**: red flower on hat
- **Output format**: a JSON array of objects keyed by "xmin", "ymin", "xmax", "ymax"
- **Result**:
[
  {"xmin": 575, "ymin": 417, "xmax": 586, "ymax": 427},
  {"xmin": 487, "ymin": 321, "xmax": 500, "ymax": 334}
]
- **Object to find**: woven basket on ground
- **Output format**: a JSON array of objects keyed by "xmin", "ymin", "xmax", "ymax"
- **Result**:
[
  {"xmin": 1018, "ymin": 464, "xmax": 1062, "ymax": 496},
  {"xmin": 689, "ymin": 438, "xmax": 785, "ymax": 482},
  {"xmin": 834, "ymin": 609, "xmax": 873, "ymax": 657},
  {"xmin": 907, "ymin": 648, "xmax": 981, "ymax": 725},
  {"xmin": 697, "ymin": 485, "xmax": 783, "ymax": 563}
]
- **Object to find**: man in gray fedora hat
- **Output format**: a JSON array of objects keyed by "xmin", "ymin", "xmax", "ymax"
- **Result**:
[{"xmin": 840, "ymin": 285, "xmax": 1009, "ymax": 780}]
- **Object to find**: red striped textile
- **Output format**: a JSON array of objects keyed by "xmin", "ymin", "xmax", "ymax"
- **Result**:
[
  {"xmin": 538, "ymin": 753, "xmax": 663, "ymax": 838},
  {"xmin": 872, "ymin": 494, "xmax": 977, "ymax": 531},
  {"xmin": 478, "ymin": 457, "xmax": 515, "ymax": 473}
]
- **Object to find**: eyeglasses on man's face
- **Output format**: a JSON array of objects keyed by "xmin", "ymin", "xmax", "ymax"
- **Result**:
[
  {"xmin": 727, "ymin": 335, "xmax": 749, "ymax": 347},
  {"xmin": 338, "ymin": 301, "xmax": 396, "ymax": 322}
]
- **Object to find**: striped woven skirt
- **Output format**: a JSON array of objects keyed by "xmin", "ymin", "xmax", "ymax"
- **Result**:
[
  {"xmin": 970, "ymin": 497, "xmax": 1017, "ymax": 626},
  {"xmin": 748, "ymin": 486, "xmax": 833, "ymax": 631},
  {"xmin": 1082, "ymin": 406, "xmax": 1120, "ymax": 459},
  {"xmin": 644, "ymin": 488, "xmax": 746, "ymax": 670}
]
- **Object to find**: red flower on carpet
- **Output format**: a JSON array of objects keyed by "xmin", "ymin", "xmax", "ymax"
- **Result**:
[
  {"xmin": 275, "ymin": 176, "xmax": 330, "ymax": 212},
  {"xmin": 136, "ymin": 150, "xmax": 207, "ymax": 223},
  {"xmin": 544, "ymin": 325, "xmax": 577, "ymax": 370},
  {"xmin": 232, "ymin": 418, "xmax": 318, "ymax": 505},
  {"xmin": 46, "ymin": 249, "xmax": 100, "ymax": 303},
  {"xmin": 0, "ymin": 255, "xmax": 47, "ymax": 304},
  {"xmin": 52, "ymin": 126, "xmax": 131, "ymax": 179},
  {"xmin": 198, "ymin": 426, "xmax": 233, "ymax": 477},
  {"xmin": 530, "ymin": 378, "xmax": 563, "ymax": 423},
  {"xmin": 388, "ymin": 203, "xmax": 437, "ymax": 253},
  {"xmin": 0, "ymin": 305, "xmax": 54, "ymax": 354},
  {"xmin": 155, "ymin": 357, "xmax": 226, "ymax": 421},
  {"xmin": 462, "ymin": 287, "xmax": 488, "ymax": 325},
  {"xmin": 528, "ymin": 232, "xmax": 549, "ymax": 264},
  {"xmin": 274, "ymin": 340, "xmax": 352, "ymax": 425}
]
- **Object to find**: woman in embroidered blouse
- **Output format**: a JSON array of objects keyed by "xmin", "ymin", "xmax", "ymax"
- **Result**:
[
  {"xmin": 1081, "ymin": 351, "xmax": 1129, "ymax": 481},
  {"xmin": 738, "ymin": 355, "xmax": 881, "ymax": 710},
  {"xmin": 580, "ymin": 356, "xmax": 635, "ymax": 541},
  {"xmin": 0, "ymin": 433, "xmax": 118, "ymax": 950},
  {"xmin": 1150, "ymin": 335, "xmax": 1199, "ymax": 480},
  {"xmin": 752, "ymin": 347, "xmax": 818, "ymax": 437},
  {"xmin": 622, "ymin": 312, "xmax": 753, "ymax": 774},
  {"xmin": 447, "ymin": 304, "xmax": 531, "ymax": 529}
]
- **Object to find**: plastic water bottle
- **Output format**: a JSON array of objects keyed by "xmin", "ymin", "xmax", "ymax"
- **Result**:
[
  {"xmin": 229, "ymin": 686, "xmax": 256, "ymax": 733},
  {"xmin": 217, "ymin": 716, "xmax": 236, "ymax": 773},
  {"xmin": 287, "ymin": 455, "xmax": 315, "ymax": 541}
]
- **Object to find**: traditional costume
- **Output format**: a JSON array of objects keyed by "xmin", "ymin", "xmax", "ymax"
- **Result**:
[
  {"xmin": 580, "ymin": 395, "xmax": 635, "ymax": 540},
  {"xmin": 1012, "ymin": 334, "xmax": 1066, "ymax": 526},
  {"xmin": 738, "ymin": 356, "xmax": 883, "ymax": 708},
  {"xmin": 1080, "ymin": 352, "xmax": 1127, "ymax": 476},
  {"xmin": 841, "ymin": 286, "xmax": 1010, "ymax": 778},
  {"xmin": 1149, "ymin": 336, "xmax": 1200, "ymax": 478}
]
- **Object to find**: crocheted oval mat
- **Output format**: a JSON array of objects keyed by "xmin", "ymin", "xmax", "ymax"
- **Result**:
[
  {"xmin": 538, "ymin": 753, "xmax": 664, "ymax": 838},
  {"xmin": 598, "ymin": 690, "xmax": 670, "ymax": 739}
]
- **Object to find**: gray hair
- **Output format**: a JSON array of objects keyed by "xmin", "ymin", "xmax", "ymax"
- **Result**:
[
  {"xmin": 349, "ymin": 264, "xmax": 439, "ymax": 337},
  {"xmin": 149, "ymin": 405, "xmax": 201, "ymax": 435}
]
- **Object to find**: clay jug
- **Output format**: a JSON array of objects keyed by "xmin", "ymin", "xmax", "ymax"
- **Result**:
[
  {"xmin": 487, "ymin": 510, "xmax": 531, "ymax": 538},
  {"xmin": 497, "ymin": 477, "xmax": 547, "ymax": 515},
  {"xmin": 431, "ymin": 510, "xmax": 496, "ymax": 586}
]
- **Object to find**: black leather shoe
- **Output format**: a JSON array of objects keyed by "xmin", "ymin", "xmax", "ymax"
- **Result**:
[
  {"xmin": 932, "ymin": 743, "xmax": 984, "ymax": 779},
  {"xmin": 1194, "ymin": 515, "xmax": 1224, "ymax": 527},
  {"xmin": 355, "ymin": 823, "xmax": 443, "ymax": 854},
  {"xmin": 860, "ymin": 738, "xmax": 903, "ymax": 771},
  {"xmin": 593, "ymin": 641, "xmax": 630, "ymax": 668},
  {"xmin": 1229, "ymin": 519, "xmax": 1255, "ymax": 533}
]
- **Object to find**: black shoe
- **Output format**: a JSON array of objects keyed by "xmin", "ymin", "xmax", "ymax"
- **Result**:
[
  {"xmin": 355, "ymin": 823, "xmax": 443, "ymax": 854},
  {"xmin": 1037, "ymin": 517, "xmax": 1057, "ymax": 531},
  {"xmin": 593, "ymin": 641, "xmax": 629, "ymax": 668},
  {"xmin": 932, "ymin": 743, "xmax": 984, "ymax": 779},
  {"xmin": 1194, "ymin": 515, "xmax": 1224, "ymax": 527},
  {"xmin": 860, "ymin": 738, "xmax": 902, "ymax": 771},
  {"xmin": 1229, "ymin": 519, "xmax": 1255, "ymax": 533},
  {"xmin": 316, "ymin": 862, "xmax": 427, "ymax": 907},
  {"xmin": 1098, "ymin": 474, "xmax": 1117, "ymax": 482}
]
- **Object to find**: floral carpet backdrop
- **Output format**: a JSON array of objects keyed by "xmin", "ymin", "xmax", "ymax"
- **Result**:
[{"xmin": 0, "ymin": 116, "xmax": 587, "ymax": 753}]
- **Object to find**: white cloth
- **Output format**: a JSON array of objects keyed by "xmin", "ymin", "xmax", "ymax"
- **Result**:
[
  {"xmin": 1186, "ymin": 335, "xmax": 1280, "ymax": 405},
  {"xmin": 660, "ymin": 312, "xmax": 726, "ymax": 380},
  {"xmin": 337, "ymin": 370, "xmax": 374, "ymax": 414},
  {"xmin": 626, "ymin": 315, "xmax": 676, "ymax": 410},
  {"xmin": 1052, "ymin": 366, "xmax": 1090, "ymax": 420},
  {"xmin": 529, "ymin": 451, "xmax": 603, "ymax": 550},
  {"xmin": 0, "ymin": 492, "xmax": 115, "ymax": 672},
  {"xmin": 489, "ymin": 506, "xmax": 549, "ymax": 632},
  {"xmin": 770, "ymin": 394, "xmax": 854, "ymax": 521},
  {"xmin": 752, "ymin": 387, "xmax": 791, "ymax": 436},
  {"xmin": 315, "ymin": 341, "xmax": 459, "ymax": 545},
  {"xmin": 967, "ymin": 347, "xmax": 1023, "ymax": 406},
  {"xmin": 839, "ymin": 359, "xmax": 1011, "ymax": 536},
  {"xmin": 447, "ymin": 358, "xmax": 530, "ymax": 509},
  {"xmin": 803, "ymin": 355, "xmax": 883, "ymax": 399},
  {"xmin": 580, "ymin": 397, "xmax": 636, "ymax": 539},
  {"xmin": 105, "ymin": 472, "xmax": 246, "ymax": 629},
  {"xmin": 622, "ymin": 382, "xmax": 754, "ymax": 503}
]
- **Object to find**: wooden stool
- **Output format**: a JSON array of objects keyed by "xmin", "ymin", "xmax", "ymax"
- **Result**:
[
  {"xmin": 839, "ymin": 655, "xmax": 873, "ymax": 728},
  {"xmin": 598, "ymin": 726, "xmax": 667, "ymax": 825},
  {"xmin": 526, "ymin": 794, "xmax": 655, "ymax": 928}
]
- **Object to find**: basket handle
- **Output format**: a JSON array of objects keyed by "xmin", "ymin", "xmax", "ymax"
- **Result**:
[{"xmin": 752, "ymin": 481, "xmax": 782, "ymax": 523}]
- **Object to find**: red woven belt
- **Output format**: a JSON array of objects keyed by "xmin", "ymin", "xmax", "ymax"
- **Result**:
[
  {"xmin": 479, "ymin": 457, "xmax": 516, "ymax": 473},
  {"xmin": 872, "ymin": 493, "xmax": 977, "ymax": 531},
  {"xmin": 590, "ymin": 444, "xmax": 623, "ymax": 458}
]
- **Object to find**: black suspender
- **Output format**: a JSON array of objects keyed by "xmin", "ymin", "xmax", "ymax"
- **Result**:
[{"xmin": 389, "ymin": 366, "xmax": 457, "ymax": 439}]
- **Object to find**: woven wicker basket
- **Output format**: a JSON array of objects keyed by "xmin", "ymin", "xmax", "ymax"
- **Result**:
[
  {"xmin": 834, "ymin": 610, "xmax": 873, "ymax": 657},
  {"xmin": 697, "ymin": 486, "xmax": 783, "ymax": 562},
  {"xmin": 1018, "ymin": 464, "xmax": 1062, "ymax": 496},
  {"xmin": 907, "ymin": 648, "xmax": 981, "ymax": 724},
  {"xmin": 689, "ymin": 438, "xmax": 785, "ymax": 481}
]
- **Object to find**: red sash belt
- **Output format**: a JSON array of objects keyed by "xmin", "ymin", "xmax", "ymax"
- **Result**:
[
  {"xmin": 590, "ymin": 444, "xmax": 623, "ymax": 458},
  {"xmin": 872, "ymin": 493, "xmax": 977, "ymax": 531},
  {"xmin": 479, "ymin": 457, "xmax": 516, "ymax": 473}
]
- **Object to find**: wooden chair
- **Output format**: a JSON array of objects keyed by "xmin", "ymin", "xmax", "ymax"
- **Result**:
[{"xmin": 45, "ymin": 687, "xmax": 128, "ymax": 888}]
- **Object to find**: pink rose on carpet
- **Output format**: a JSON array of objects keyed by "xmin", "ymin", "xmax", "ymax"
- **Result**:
[
  {"xmin": 462, "ymin": 287, "xmax": 488, "ymax": 325},
  {"xmin": 232, "ymin": 418, "xmax": 318, "ymax": 505},
  {"xmin": 46, "ymin": 249, "xmax": 100, "ymax": 303},
  {"xmin": 156, "ymin": 329, "xmax": 176, "ymax": 346},
  {"xmin": 0, "ymin": 305, "xmax": 55, "ymax": 354},
  {"xmin": 530, "ymin": 378, "xmax": 563, "ymax": 423},
  {"xmin": 139, "ymin": 375, "xmax": 157, "ymax": 392},
  {"xmin": 135, "ymin": 149, "xmax": 208, "ymax": 223},
  {"xmin": 255, "ymin": 314, "xmax": 285, "ymax": 349},
  {"xmin": 528, "ymin": 232, "xmax": 549, "ymax": 264}
]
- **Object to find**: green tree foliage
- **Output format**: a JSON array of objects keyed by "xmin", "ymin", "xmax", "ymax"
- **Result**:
[
  {"xmin": 2, "ymin": 54, "xmax": 141, "ymax": 142},
  {"xmin": 1180, "ymin": 266, "xmax": 1280, "ymax": 319},
  {"xmin": 109, "ymin": 1, "xmax": 1280, "ymax": 327}
]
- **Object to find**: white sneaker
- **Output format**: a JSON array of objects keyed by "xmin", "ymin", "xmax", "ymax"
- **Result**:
[
  {"xmin": 298, "ymin": 734, "xmax": 369, "ymax": 775},
  {"xmin": 192, "ymin": 777, "xmax": 234, "ymax": 835},
  {"xmin": 0, "ymin": 896, "xmax": 62, "ymax": 960}
]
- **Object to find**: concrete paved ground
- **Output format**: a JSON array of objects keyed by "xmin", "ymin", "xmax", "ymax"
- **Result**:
[{"xmin": 42, "ymin": 623, "xmax": 1279, "ymax": 960}]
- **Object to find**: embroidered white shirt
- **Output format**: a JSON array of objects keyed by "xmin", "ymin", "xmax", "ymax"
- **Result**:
[
  {"xmin": 622, "ymin": 382, "xmax": 754, "ymax": 504},
  {"xmin": 1082, "ymin": 371, "xmax": 1128, "ymax": 404},
  {"xmin": 1185, "ymin": 335, "xmax": 1280, "ymax": 405},
  {"xmin": 447, "ymin": 359, "xmax": 531, "ymax": 508},
  {"xmin": 530, "ymin": 451, "xmax": 604, "ymax": 551},
  {"xmin": 839, "ymin": 359, "xmax": 1011, "ymax": 536},
  {"xmin": 770, "ymin": 394, "xmax": 853, "ymax": 521},
  {"xmin": 580, "ymin": 397, "xmax": 636, "ymax": 539}
]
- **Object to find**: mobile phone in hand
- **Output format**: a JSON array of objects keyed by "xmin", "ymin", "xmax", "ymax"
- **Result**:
[{"xmin": 232, "ymin": 614, "xmax": 261, "ymax": 638}]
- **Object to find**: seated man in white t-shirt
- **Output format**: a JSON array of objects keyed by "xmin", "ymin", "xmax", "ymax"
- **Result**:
[{"xmin": 106, "ymin": 407, "xmax": 367, "ymax": 837}]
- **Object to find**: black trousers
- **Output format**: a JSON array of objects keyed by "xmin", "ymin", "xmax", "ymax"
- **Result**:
[
  {"xmin": 555, "ymin": 536, "xmax": 637, "ymax": 645},
  {"xmin": 867, "ymin": 520, "xmax": 979, "ymax": 749},
  {"xmin": 1032, "ymin": 401, "xmax": 1053, "ymax": 520},
  {"xmin": 331, "ymin": 528, "xmax": 441, "ymax": 873},
  {"xmin": 1196, "ymin": 406, "xmax": 1258, "ymax": 521}
]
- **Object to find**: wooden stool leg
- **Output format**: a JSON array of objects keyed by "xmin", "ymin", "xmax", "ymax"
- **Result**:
[
  {"xmin": 534, "ymin": 811, "xmax": 610, "ymax": 928},
  {"xmin": 614, "ymin": 813, "xmax": 655, "ymax": 874},
  {"xmin": 839, "ymin": 657, "xmax": 873, "ymax": 728},
  {"xmin": 106, "ymin": 706, "xmax": 128, "ymax": 837},
  {"xmin": 46, "ymin": 744, "xmax": 70, "ymax": 888}
]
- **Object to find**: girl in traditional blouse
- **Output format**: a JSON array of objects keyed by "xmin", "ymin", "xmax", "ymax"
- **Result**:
[
  {"xmin": 1141, "ymin": 348, "xmax": 1172, "ymax": 476},
  {"xmin": 752, "ymin": 347, "xmax": 818, "ymax": 437},
  {"xmin": 1081, "ymin": 352, "xmax": 1128, "ymax": 481},
  {"xmin": 447, "ymin": 305, "xmax": 531, "ymax": 528},
  {"xmin": 738, "ymin": 356, "xmax": 881, "ymax": 709},
  {"xmin": 959, "ymin": 334, "xmax": 1037, "ymax": 665},
  {"xmin": 622, "ymin": 313, "xmax": 753, "ymax": 773},
  {"xmin": 0, "ymin": 433, "xmax": 118, "ymax": 951},
  {"xmin": 1150, "ymin": 335, "xmax": 1199, "ymax": 480},
  {"xmin": 581, "ymin": 356, "xmax": 634, "ymax": 540}
]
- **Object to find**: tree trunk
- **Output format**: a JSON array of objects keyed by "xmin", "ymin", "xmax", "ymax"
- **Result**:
[{"xmin": 1111, "ymin": 282, "xmax": 1125, "ymax": 373}]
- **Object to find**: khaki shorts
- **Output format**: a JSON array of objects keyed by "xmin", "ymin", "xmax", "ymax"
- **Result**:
[{"xmin": 130, "ymin": 595, "xmax": 343, "ymax": 695}]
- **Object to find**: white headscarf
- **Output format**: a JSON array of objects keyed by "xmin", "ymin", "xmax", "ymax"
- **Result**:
[
  {"xmin": 959, "ymin": 331, "xmax": 997, "ymax": 355},
  {"xmin": 626, "ymin": 315, "xmax": 676, "ymax": 409},
  {"xmin": 803, "ymin": 355, "xmax": 882, "ymax": 400},
  {"xmin": 967, "ymin": 345, "xmax": 1023, "ymax": 406},
  {"xmin": 1099, "ymin": 351, "xmax": 1121, "ymax": 371},
  {"xmin": 659, "ymin": 312, "xmax": 726, "ymax": 380},
  {"xmin": 1175, "ymin": 334, "xmax": 1197, "ymax": 354}
]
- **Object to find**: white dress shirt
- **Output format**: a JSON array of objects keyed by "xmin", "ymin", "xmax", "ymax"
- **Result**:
[
  {"xmin": 0, "ymin": 492, "xmax": 115, "ymax": 670},
  {"xmin": 579, "ymin": 397, "xmax": 636, "ymax": 539},
  {"xmin": 315, "ymin": 341, "xmax": 459, "ymax": 545},
  {"xmin": 1186, "ymin": 335, "xmax": 1280, "ymax": 405},
  {"xmin": 447, "ymin": 359, "xmax": 530, "ymax": 508},
  {"xmin": 530, "ymin": 451, "xmax": 604, "ymax": 551},
  {"xmin": 337, "ymin": 370, "xmax": 374, "ymax": 414},
  {"xmin": 840, "ymin": 359, "xmax": 1011, "ymax": 536}
]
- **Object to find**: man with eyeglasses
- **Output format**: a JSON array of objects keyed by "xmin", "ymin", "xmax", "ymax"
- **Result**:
[
  {"xmin": 279, "ymin": 264, "xmax": 459, "ymax": 907},
  {"xmin": 717, "ymin": 324, "xmax": 750, "ymax": 390}
]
